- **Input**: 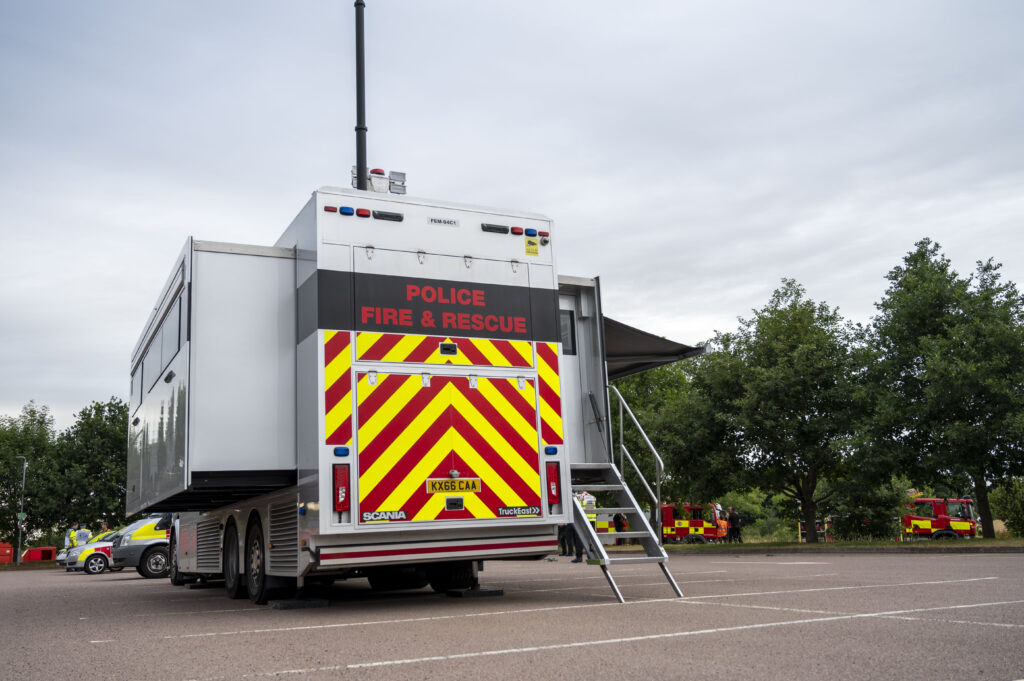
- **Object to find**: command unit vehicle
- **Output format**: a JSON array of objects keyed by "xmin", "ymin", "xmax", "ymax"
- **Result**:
[
  {"xmin": 128, "ymin": 184, "xmax": 700, "ymax": 603},
  {"xmin": 661, "ymin": 503, "xmax": 723, "ymax": 544},
  {"xmin": 901, "ymin": 497, "xmax": 977, "ymax": 539}
]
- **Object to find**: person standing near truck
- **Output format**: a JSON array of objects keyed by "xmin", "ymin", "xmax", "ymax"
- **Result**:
[
  {"xmin": 716, "ymin": 513, "xmax": 728, "ymax": 543},
  {"xmin": 65, "ymin": 522, "xmax": 79, "ymax": 549},
  {"xmin": 727, "ymin": 507, "xmax": 742, "ymax": 543}
]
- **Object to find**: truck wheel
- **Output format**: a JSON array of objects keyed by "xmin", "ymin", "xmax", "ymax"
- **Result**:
[
  {"xmin": 425, "ymin": 561, "xmax": 474, "ymax": 592},
  {"xmin": 223, "ymin": 522, "xmax": 247, "ymax": 599},
  {"xmin": 684, "ymin": 535, "xmax": 705, "ymax": 544},
  {"xmin": 169, "ymin": 532, "xmax": 184, "ymax": 586},
  {"xmin": 84, "ymin": 554, "xmax": 107, "ymax": 575},
  {"xmin": 367, "ymin": 566, "xmax": 428, "ymax": 592},
  {"xmin": 139, "ymin": 546, "xmax": 169, "ymax": 579},
  {"xmin": 245, "ymin": 521, "xmax": 269, "ymax": 605}
]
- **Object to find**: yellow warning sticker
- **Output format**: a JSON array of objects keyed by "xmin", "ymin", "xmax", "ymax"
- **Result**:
[
  {"xmin": 426, "ymin": 478, "xmax": 482, "ymax": 494},
  {"xmin": 525, "ymin": 237, "xmax": 539, "ymax": 256}
]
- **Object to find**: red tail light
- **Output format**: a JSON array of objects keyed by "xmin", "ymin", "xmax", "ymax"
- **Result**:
[
  {"xmin": 333, "ymin": 464, "xmax": 350, "ymax": 512},
  {"xmin": 545, "ymin": 462, "xmax": 561, "ymax": 505}
]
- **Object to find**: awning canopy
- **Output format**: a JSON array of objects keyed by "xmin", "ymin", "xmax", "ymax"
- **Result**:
[{"xmin": 603, "ymin": 316, "xmax": 704, "ymax": 380}]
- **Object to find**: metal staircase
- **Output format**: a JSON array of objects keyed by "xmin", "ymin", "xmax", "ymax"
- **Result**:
[{"xmin": 568, "ymin": 386, "xmax": 682, "ymax": 603}]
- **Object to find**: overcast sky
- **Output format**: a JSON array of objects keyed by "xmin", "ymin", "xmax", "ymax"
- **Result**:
[{"xmin": 2, "ymin": 2, "xmax": 1023, "ymax": 429}]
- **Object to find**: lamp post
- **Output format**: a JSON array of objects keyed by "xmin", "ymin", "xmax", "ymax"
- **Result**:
[{"xmin": 14, "ymin": 456, "xmax": 27, "ymax": 566}]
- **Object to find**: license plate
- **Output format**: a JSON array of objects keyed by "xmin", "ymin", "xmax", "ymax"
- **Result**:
[{"xmin": 426, "ymin": 478, "xmax": 482, "ymax": 494}]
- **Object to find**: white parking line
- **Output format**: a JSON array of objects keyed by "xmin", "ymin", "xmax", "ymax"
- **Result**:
[
  {"xmin": 344, "ymin": 598, "xmax": 1024, "ymax": 670},
  {"xmin": 151, "ymin": 575, "xmax": 998, "ymax": 646},
  {"xmin": 709, "ymin": 561, "xmax": 830, "ymax": 565},
  {"xmin": 685, "ymin": 576, "xmax": 997, "ymax": 599}
]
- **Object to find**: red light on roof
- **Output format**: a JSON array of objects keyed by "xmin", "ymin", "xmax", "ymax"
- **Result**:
[
  {"xmin": 511, "ymin": 227, "xmax": 524, "ymax": 235},
  {"xmin": 356, "ymin": 208, "xmax": 371, "ymax": 217},
  {"xmin": 370, "ymin": 168, "xmax": 385, "ymax": 175},
  {"xmin": 538, "ymin": 231, "xmax": 549, "ymax": 237},
  {"xmin": 323, "ymin": 206, "xmax": 338, "ymax": 213}
]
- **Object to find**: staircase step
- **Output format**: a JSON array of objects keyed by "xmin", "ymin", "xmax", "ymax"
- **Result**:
[
  {"xmin": 587, "ymin": 555, "xmax": 669, "ymax": 566},
  {"xmin": 571, "ymin": 484, "xmax": 622, "ymax": 492},
  {"xmin": 569, "ymin": 463, "xmax": 613, "ymax": 470},
  {"xmin": 599, "ymin": 531, "xmax": 649, "ymax": 540}
]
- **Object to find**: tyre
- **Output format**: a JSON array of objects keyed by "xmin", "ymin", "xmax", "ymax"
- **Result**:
[
  {"xmin": 425, "ymin": 561, "xmax": 474, "ymax": 593},
  {"xmin": 169, "ymin": 532, "xmax": 184, "ymax": 585},
  {"xmin": 684, "ymin": 534, "xmax": 706, "ymax": 544},
  {"xmin": 84, "ymin": 554, "xmax": 107, "ymax": 575},
  {"xmin": 136, "ymin": 566, "xmax": 146, "ymax": 576},
  {"xmin": 245, "ymin": 520, "xmax": 268, "ymax": 605},
  {"xmin": 139, "ymin": 546, "xmax": 170, "ymax": 578},
  {"xmin": 223, "ymin": 522, "xmax": 247, "ymax": 599},
  {"xmin": 367, "ymin": 566, "xmax": 428, "ymax": 592}
]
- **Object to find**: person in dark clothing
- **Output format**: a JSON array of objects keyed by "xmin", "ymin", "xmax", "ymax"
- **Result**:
[
  {"xmin": 727, "ymin": 507, "xmax": 742, "ymax": 543},
  {"xmin": 567, "ymin": 526, "xmax": 585, "ymax": 562},
  {"xmin": 612, "ymin": 513, "xmax": 626, "ymax": 545},
  {"xmin": 558, "ymin": 524, "xmax": 571, "ymax": 556}
]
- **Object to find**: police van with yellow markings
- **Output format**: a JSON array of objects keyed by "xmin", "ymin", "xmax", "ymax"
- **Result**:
[
  {"xmin": 64, "ymin": 531, "xmax": 118, "ymax": 575},
  {"xmin": 111, "ymin": 515, "xmax": 171, "ymax": 578}
]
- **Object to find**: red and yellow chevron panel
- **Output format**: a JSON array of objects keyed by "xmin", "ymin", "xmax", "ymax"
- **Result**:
[
  {"xmin": 324, "ymin": 330, "xmax": 353, "ymax": 445},
  {"xmin": 356, "ymin": 372, "xmax": 541, "ymax": 524},
  {"xmin": 355, "ymin": 332, "xmax": 533, "ymax": 367},
  {"xmin": 537, "ymin": 342, "xmax": 562, "ymax": 445}
]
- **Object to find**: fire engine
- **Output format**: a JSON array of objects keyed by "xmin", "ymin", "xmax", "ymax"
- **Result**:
[
  {"xmin": 661, "ymin": 502, "xmax": 723, "ymax": 544},
  {"xmin": 127, "ymin": 179, "xmax": 701, "ymax": 604},
  {"xmin": 901, "ymin": 497, "xmax": 978, "ymax": 539}
]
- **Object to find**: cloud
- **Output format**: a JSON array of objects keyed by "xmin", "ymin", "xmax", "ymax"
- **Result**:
[{"xmin": 2, "ymin": 1, "xmax": 1023, "ymax": 427}]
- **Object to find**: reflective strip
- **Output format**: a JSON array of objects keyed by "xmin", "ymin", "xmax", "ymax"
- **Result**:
[
  {"xmin": 355, "ymin": 332, "xmax": 533, "ymax": 368},
  {"xmin": 324, "ymin": 331, "xmax": 353, "ymax": 445},
  {"xmin": 356, "ymin": 373, "xmax": 541, "ymax": 523},
  {"xmin": 537, "ymin": 343, "xmax": 562, "ymax": 445}
]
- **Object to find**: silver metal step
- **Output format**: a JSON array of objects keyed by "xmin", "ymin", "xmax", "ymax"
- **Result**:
[
  {"xmin": 569, "ymin": 460, "xmax": 682, "ymax": 602},
  {"xmin": 571, "ymin": 484, "xmax": 623, "ymax": 492}
]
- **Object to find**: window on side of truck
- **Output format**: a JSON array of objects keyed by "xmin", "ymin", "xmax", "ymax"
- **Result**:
[
  {"xmin": 143, "ymin": 335, "xmax": 163, "ymax": 392},
  {"xmin": 559, "ymin": 310, "xmax": 577, "ymax": 356},
  {"xmin": 160, "ymin": 297, "xmax": 181, "ymax": 368},
  {"xmin": 912, "ymin": 501, "xmax": 936, "ymax": 518},
  {"xmin": 130, "ymin": 368, "xmax": 143, "ymax": 413}
]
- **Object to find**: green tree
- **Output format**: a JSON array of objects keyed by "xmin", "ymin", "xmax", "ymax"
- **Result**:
[
  {"xmin": 0, "ymin": 402, "xmax": 57, "ymax": 544},
  {"xmin": 693, "ymin": 280, "xmax": 863, "ymax": 542},
  {"xmin": 989, "ymin": 477, "xmax": 1024, "ymax": 537},
  {"xmin": 55, "ymin": 398, "xmax": 130, "ymax": 528},
  {"xmin": 871, "ymin": 240, "xmax": 1024, "ymax": 537}
]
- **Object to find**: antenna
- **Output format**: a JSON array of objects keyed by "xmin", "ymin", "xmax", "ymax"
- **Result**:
[{"xmin": 354, "ymin": 0, "xmax": 368, "ymax": 190}]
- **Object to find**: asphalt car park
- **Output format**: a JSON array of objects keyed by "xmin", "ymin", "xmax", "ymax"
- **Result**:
[{"xmin": 2, "ymin": 552, "xmax": 1022, "ymax": 680}]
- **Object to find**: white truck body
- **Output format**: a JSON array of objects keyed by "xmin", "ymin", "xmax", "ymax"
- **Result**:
[{"xmin": 128, "ymin": 187, "xmax": 615, "ymax": 595}]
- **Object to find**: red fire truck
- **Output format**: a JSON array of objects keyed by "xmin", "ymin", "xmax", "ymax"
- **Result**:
[
  {"xmin": 661, "ymin": 503, "xmax": 723, "ymax": 544},
  {"xmin": 901, "ymin": 497, "xmax": 978, "ymax": 539}
]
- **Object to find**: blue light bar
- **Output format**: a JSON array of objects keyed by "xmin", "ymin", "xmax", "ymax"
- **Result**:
[
  {"xmin": 544, "ymin": 446, "xmax": 558, "ymax": 455},
  {"xmin": 334, "ymin": 447, "xmax": 350, "ymax": 456},
  {"xmin": 340, "ymin": 206, "xmax": 355, "ymax": 216},
  {"xmin": 525, "ymin": 228, "xmax": 538, "ymax": 237}
]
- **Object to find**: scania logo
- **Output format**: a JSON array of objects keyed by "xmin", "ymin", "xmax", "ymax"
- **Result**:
[
  {"xmin": 429, "ymin": 217, "xmax": 459, "ymax": 227},
  {"xmin": 362, "ymin": 510, "xmax": 408, "ymax": 521}
]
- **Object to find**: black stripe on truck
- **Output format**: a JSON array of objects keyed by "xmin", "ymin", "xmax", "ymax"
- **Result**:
[{"xmin": 298, "ymin": 270, "xmax": 557, "ymax": 342}]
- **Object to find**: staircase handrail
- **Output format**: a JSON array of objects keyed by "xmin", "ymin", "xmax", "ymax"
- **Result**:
[
  {"xmin": 620, "ymin": 444, "xmax": 658, "ymax": 509},
  {"xmin": 607, "ymin": 384, "xmax": 664, "ymax": 537}
]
